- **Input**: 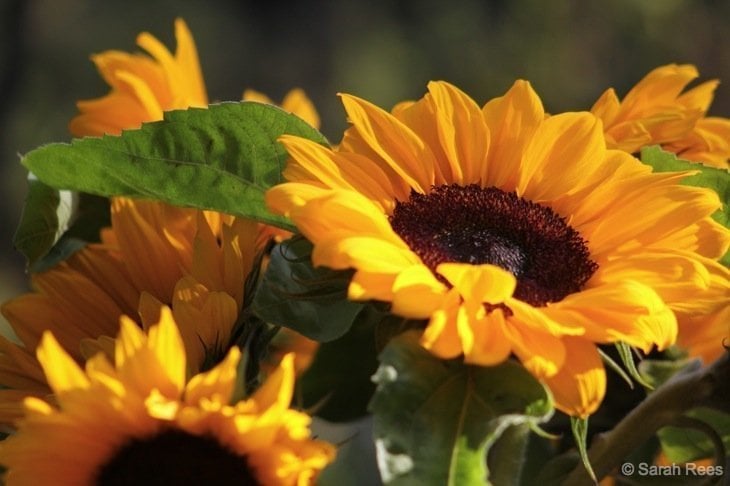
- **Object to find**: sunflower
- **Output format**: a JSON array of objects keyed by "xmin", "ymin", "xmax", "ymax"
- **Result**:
[
  {"xmin": 0, "ymin": 308, "xmax": 335, "ymax": 486},
  {"xmin": 591, "ymin": 64, "xmax": 730, "ymax": 168},
  {"xmin": 266, "ymin": 80, "xmax": 730, "ymax": 417},
  {"xmin": 69, "ymin": 18, "xmax": 207, "ymax": 137},
  {"xmin": 0, "ymin": 199, "xmax": 259, "ymax": 422},
  {"xmin": 0, "ymin": 19, "xmax": 320, "ymax": 423}
]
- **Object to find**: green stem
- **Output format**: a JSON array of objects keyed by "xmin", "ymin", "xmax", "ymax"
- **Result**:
[
  {"xmin": 487, "ymin": 422, "xmax": 531, "ymax": 486},
  {"xmin": 563, "ymin": 352, "xmax": 730, "ymax": 485}
]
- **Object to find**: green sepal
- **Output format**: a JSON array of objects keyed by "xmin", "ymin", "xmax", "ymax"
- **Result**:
[
  {"xmin": 570, "ymin": 416, "xmax": 597, "ymax": 483},
  {"xmin": 370, "ymin": 331, "xmax": 553, "ymax": 485},
  {"xmin": 251, "ymin": 236, "xmax": 364, "ymax": 342},
  {"xmin": 22, "ymin": 102, "xmax": 329, "ymax": 231},
  {"xmin": 615, "ymin": 342, "xmax": 654, "ymax": 390}
]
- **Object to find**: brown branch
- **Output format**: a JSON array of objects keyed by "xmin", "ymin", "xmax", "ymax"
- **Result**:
[{"xmin": 563, "ymin": 352, "xmax": 730, "ymax": 485}]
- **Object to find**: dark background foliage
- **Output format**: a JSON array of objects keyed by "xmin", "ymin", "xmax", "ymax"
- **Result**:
[{"xmin": 2, "ymin": 0, "xmax": 730, "ymax": 331}]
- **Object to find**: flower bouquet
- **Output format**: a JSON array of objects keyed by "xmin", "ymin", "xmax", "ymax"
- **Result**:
[{"xmin": 0, "ymin": 18, "xmax": 728, "ymax": 485}]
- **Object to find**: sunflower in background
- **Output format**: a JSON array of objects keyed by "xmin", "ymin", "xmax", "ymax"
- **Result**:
[
  {"xmin": 0, "ymin": 308, "xmax": 335, "ymax": 486},
  {"xmin": 267, "ymin": 80, "xmax": 730, "ymax": 417},
  {"xmin": 68, "ymin": 18, "xmax": 208, "ymax": 137},
  {"xmin": 591, "ymin": 63, "xmax": 730, "ymax": 169},
  {"xmin": 592, "ymin": 64, "xmax": 730, "ymax": 365},
  {"xmin": 0, "ymin": 19, "xmax": 318, "ymax": 423}
]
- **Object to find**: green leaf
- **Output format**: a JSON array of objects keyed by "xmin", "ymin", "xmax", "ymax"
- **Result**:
[
  {"xmin": 13, "ymin": 178, "xmax": 66, "ymax": 267},
  {"xmin": 13, "ymin": 176, "xmax": 110, "ymax": 271},
  {"xmin": 22, "ymin": 102, "xmax": 329, "ymax": 230},
  {"xmin": 297, "ymin": 305, "xmax": 381, "ymax": 422},
  {"xmin": 252, "ymin": 237, "xmax": 364, "ymax": 342},
  {"xmin": 370, "ymin": 331, "xmax": 553, "ymax": 485},
  {"xmin": 658, "ymin": 407, "xmax": 730, "ymax": 463},
  {"xmin": 317, "ymin": 418, "xmax": 380, "ymax": 486},
  {"xmin": 640, "ymin": 145, "xmax": 730, "ymax": 265},
  {"xmin": 486, "ymin": 422, "xmax": 531, "ymax": 486}
]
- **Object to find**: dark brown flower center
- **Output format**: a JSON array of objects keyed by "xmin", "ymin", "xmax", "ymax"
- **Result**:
[
  {"xmin": 389, "ymin": 184, "xmax": 598, "ymax": 306},
  {"xmin": 95, "ymin": 429, "xmax": 260, "ymax": 486}
]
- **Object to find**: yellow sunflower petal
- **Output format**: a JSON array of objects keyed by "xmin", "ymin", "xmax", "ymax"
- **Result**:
[
  {"xmin": 519, "ymin": 112, "xmax": 606, "ymax": 201},
  {"xmin": 678, "ymin": 79, "xmax": 719, "ymax": 112},
  {"xmin": 252, "ymin": 353, "xmax": 295, "ymax": 412},
  {"xmin": 185, "ymin": 347, "xmax": 241, "ymax": 406},
  {"xmin": 115, "ymin": 310, "xmax": 186, "ymax": 398},
  {"xmin": 171, "ymin": 18, "xmax": 207, "ymax": 106},
  {"xmin": 482, "ymin": 80, "xmax": 544, "ymax": 189},
  {"xmin": 281, "ymin": 88, "xmax": 320, "ymax": 129},
  {"xmin": 278, "ymin": 135, "xmax": 397, "ymax": 209},
  {"xmin": 136, "ymin": 26, "xmax": 196, "ymax": 109},
  {"xmin": 590, "ymin": 88, "xmax": 621, "ymax": 127},
  {"xmin": 544, "ymin": 281, "xmax": 677, "ymax": 352},
  {"xmin": 288, "ymin": 189, "xmax": 405, "ymax": 246},
  {"xmin": 266, "ymin": 183, "xmax": 334, "ymax": 216},
  {"xmin": 89, "ymin": 51, "xmax": 165, "ymax": 97},
  {"xmin": 391, "ymin": 93, "xmax": 450, "ymax": 185},
  {"xmin": 340, "ymin": 93, "xmax": 436, "ymax": 193},
  {"xmin": 146, "ymin": 307, "xmax": 187, "ymax": 392},
  {"xmin": 113, "ymin": 70, "xmax": 164, "ymax": 120},
  {"xmin": 462, "ymin": 305, "xmax": 512, "ymax": 366},
  {"xmin": 420, "ymin": 290, "xmax": 464, "ymax": 359},
  {"xmin": 391, "ymin": 264, "xmax": 448, "ymax": 318},
  {"xmin": 348, "ymin": 270, "xmax": 397, "ymax": 301},
  {"xmin": 312, "ymin": 235, "xmax": 419, "ymax": 273},
  {"xmin": 36, "ymin": 332, "xmax": 90, "ymax": 394},
  {"xmin": 506, "ymin": 323, "xmax": 566, "ymax": 378},
  {"xmin": 594, "ymin": 251, "xmax": 730, "ymax": 317},
  {"xmin": 427, "ymin": 81, "xmax": 490, "ymax": 184},
  {"xmin": 542, "ymin": 337, "xmax": 606, "ymax": 418},
  {"xmin": 678, "ymin": 304, "xmax": 730, "ymax": 364},
  {"xmin": 437, "ymin": 262, "xmax": 516, "ymax": 304},
  {"xmin": 242, "ymin": 89, "xmax": 273, "ymax": 104},
  {"xmin": 583, "ymin": 177, "xmax": 722, "ymax": 257}
]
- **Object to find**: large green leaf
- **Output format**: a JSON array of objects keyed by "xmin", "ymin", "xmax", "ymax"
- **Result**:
[
  {"xmin": 13, "ymin": 177, "xmax": 110, "ymax": 271},
  {"xmin": 658, "ymin": 408, "xmax": 730, "ymax": 464},
  {"xmin": 370, "ymin": 332, "xmax": 553, "ymax": 485},
  {"xmin": 252, "ymin": 237, "xmax": 364, "ymax": 342},
  {"xmin": 296, "ymin": 305, "xmax": 381, "ymax": 422},
  {"xmin": 22, "ymin": 102, "xmax": 328, "ymax": 230}
]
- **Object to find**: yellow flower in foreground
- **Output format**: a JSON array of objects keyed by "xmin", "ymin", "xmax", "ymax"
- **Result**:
[
  {"xmin": 591, "ymin": 64, "xmax": 730, "ymax": 168},
  {"xmin": 0, "ymin": 309, "xmax": 335, "ymax": 486},
  {"xmin": 69, "ymin": 18, "xmax": 207, "ymax": 137},
  {"xmin": 267, "ymin": 80, "xmax": 730, "ymax": 417}
]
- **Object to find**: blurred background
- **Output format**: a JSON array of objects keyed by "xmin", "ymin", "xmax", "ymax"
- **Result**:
[{"xmin": 2, "ymin": 0, "xmax": 730, "ymax": 324}]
